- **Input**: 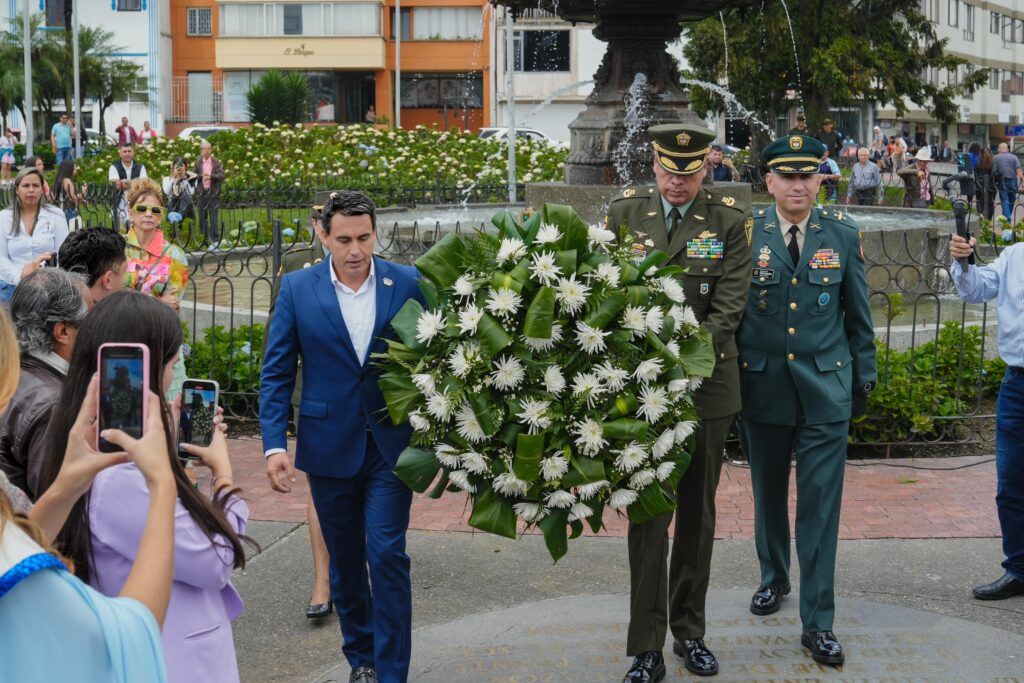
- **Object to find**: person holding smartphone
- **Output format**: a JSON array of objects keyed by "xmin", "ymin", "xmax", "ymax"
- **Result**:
[
  {"xmin": 37, "ymin": 291, "xmax": 254, "ymax": 683},
  {"xmin": 0, "ymin": 305, "xmax": 176, "ymax": 682}
]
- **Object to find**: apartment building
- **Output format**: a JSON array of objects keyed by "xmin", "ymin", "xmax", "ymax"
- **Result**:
[{"xmin": 168, "ymin": 0, "xmax": 492, "ymax": 134}]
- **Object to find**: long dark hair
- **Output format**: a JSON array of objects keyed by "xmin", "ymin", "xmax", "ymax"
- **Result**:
[
  {"xmin": 52, "ymin": 159, "xmax": 76, "ymax": 205},
  {"xmin": 38, "ymin": 291, "xmax": 253, "ymax": 583},
  {"xmin": 978, "ymin": 147, "xmax": 994, "ymax": 173}
]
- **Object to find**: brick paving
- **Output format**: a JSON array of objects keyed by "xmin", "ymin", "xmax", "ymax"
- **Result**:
[{"xmin": 216, "ymin": 438, "xmax": 1001, "ymax": 541}]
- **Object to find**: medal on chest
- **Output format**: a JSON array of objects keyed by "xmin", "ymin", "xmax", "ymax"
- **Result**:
[{"xmin": 809, "ymin": 248, "xmax": 841, "ymax": 269}]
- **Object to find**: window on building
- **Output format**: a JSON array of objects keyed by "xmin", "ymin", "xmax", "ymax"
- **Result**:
[
  {"xmin": 948, "ymin": 0, "xmax": 958, "ymax": 27},
  {"xmin": 963, "ymin": 3, "xmax": 975, "ymax": 41},
  {"xmin": 511, "ymin": 30, "xmax": 570, "ymax": 72},
  {"xmin": 220, "ymin": 3, "xmax": 380, "ymax": 37},
  {"xmin": 1003, "ymin": 15, "xmax": 1013, "ymax": 46},
  {"xmin": 117, "ymin": 0, "xmax": 142, "ymax": 10},
  {"xmin": 187, "ymin": 7, "xmax": 213, "ymax": 36},
  {"xmin": 283, "ymin": 4, "xmax": 302, "ymax": 35},
  {"xmin": 412, "ymin": 7, "xmax": 482, "ymax": 40},
  {"xmin": 921, "ymin": 0, "xmax": 939, "ymax": 22},
  {"xmin": 390, "ymin": 7, "xmax": 411, "ymax": 39},
  {"xmin": 991, "ymin": 11, "xmax": 1000, "ymax": 33},
  {"xmin": 399, "ymin": 72, "xmax": 483, "ymax": 108},
  {"xmin": 44, "ymin": 0, "xmax": 68, "ymax": 28},
  {"xmin": 990, "ymin": 68, "xmax": 1000, "ymax": 89}
]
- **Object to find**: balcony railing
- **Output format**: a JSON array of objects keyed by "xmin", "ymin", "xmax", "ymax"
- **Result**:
[{"xmin": 169, "ymin": 75, "xmax": 225, "ymax": 124}]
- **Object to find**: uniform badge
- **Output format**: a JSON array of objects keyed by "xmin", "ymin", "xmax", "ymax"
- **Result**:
[
  {"xmin": 646, "ymin": 211, "xmax": 658, "ymax": 217},
  {"xmin": 721, "ymin": 196, "xmax": 736, "ymax": 207},
  {"xmin": 676, "ymin": 132, "xmax": 691, "ymax": 146},
  {"xmin": 693, "ymin": 215, "xmax": 706, "ymax": 222},
  {"xmin": 757, "ymin": 289, "xmax": 769, "ymax": 313},
  {"xmin": 630, "ymin": 242, "xmax": 648, "ymax": 260},
  {"xmin": 744, "ymin": 217, "xmax": 754, "ymax": 246},
  {"xmin": 686, "ymin": 238, "xmax": 724, "ymax": 260},
  {"xmin": 383, "ymin": 277, "xmax": 394, "ymax": 286},
  {"xmin": 809, "ymin": 249, "xmax": 841, "ymax": 269},
  {"xmin": 623, "ymin": 188, "xmax": 636, "ymax": 198},
  {"xmin": 700, "ymin": 283, "xmax": 710, "ymax": 295},
  {"xmin": 818, "ymin": 292, "xmax": 831, "ymax": 306},
  {"xmin": 697, "ymin": 230, "xmax": 716, "ymax": 239},
  {"xmin": 752, "ymin": 268, "xmax": 775, "ymax": 281},
  {"xmin": 789, "ymin": 136, "xmax": 803, "ymax": 150}
]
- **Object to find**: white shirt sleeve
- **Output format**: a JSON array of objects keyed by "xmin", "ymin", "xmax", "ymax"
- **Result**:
[
  {"xmin": 139, "ymin": 165, "xmax": 148, "ymax": 179},
  {"xmin": 0, "ymin": 210, "xmax": 19, "ymax": 283},
  {"xmin": 951, "ymin": 256, "xmax": 1003, "ymax": 304},
  {"xmin": 108, "ymin": 165, "xmax": 119, "ymax": 183}
]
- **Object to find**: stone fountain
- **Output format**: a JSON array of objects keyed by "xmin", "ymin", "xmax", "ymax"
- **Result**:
[{"xmin": 492, "ymin": 0, "xmax": 754, "ymax": 222}]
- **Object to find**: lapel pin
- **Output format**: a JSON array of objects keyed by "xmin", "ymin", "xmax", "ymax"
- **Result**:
[{"xmin": 382, "ymin": 277, "xmax": 394, "ymax": 286}]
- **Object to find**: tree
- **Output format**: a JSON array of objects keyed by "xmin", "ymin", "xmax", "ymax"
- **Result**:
[
  {"xmin": 683, "ymin": 1, "xmax": 987, "ymax": 145},
  {"xmin": 246, "ymin": 70, "xmax": 311, "ymax": 126},
  {"xmin": 94, "ymin": 58, "xmax": 148, "ymax": 136}
]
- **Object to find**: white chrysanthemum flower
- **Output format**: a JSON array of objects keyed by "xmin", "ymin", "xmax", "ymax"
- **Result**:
[
  {"xmin": 614, "ymin": 442, "xmax": 647, "ymax": 473},
  {"xmin": 573, "ymin": 418, "xmax": 608, "ymax": 455},
  {"xmin": 629, "ymin": 468, "xmax": 657, "ymax": 489},
  {"xmin": 634, "ymin": 358, "xmax": 664, "ymax": 382},
  {"xmin": 448, "ymin": 470, "xmax": 476, "ymax": 493},
  {"xmin": 568, "ymin": 502, "xmax": 593, "ymax": 523},
  {"xmin": 535, "ymin": 223, "xmax": 562, "ymax": 244},
  {"xmin": 455, "ymin": 403, "xmax": 487, "ymax": 443},
  {"xmin": 593, "ymin": 262, "xmax": 621, "ymax": 287},
  {"xmin": 571, "ymin": 371, "xmax": 606, "ymax": 408},
  {"xmin": 426, "ymin": 393, "xmax": 454, "ymax": 421},
  {"xmin": 514, "ymin": 501, "xmax": 546, "ymax": 522},
  {"xmin": 543, "ymin": 365, "xmax": 566, "ymax": 395},
  {"xmin": 493, "ymin": 472, "xmax": 530, "ymax": 497},
  {"xmin": 448, "ymin": 342, "xmax": 478, "ymax": 378},
  {"xmin": 656, "ymin": 461, "xmax": 676, "ymax": 481},
  {"xmin": 486, "ymin": 287, "xmax": 522, "ymax": 318},
  {"xmin": 545, "ymin": 490, "xmax": 576, "ymax": 509},
  {"xmin": 453, "ymin": 274, "xmax": 477, "ymax": 299},
  {"xmin": 434, "ymin": 444, "xmax": 461, "ymax": 468},
  {"xmin": 588, "ymin": 225, "xmax": 616, "ymax": 249},
  {"xmin": 458, "ymin": 306, "xmax": 484, "ymax": 335},
  {"xmin": 523, "ymin": 323, "xmax": 563, "ymax": 352},
  {"xmin": 540, "ymin": 453, "xmax": 569, "ymax": 481},
  {"xmin": 594, "ymin": 362, "xmax": 630, "ymax": 393},
  {"xmin": 411, "ymin": 373, "xmax": 436, "ymax": 397},
  {"xmin": 415, "ymin": 309, "xmax": 445, "ymax": 345},
  {"xmin": 679, "ymin": 306, "xmax": 700, "ymax": 329},
  {"xmin": 645, "ymin": 307, "xmax": 665, "ymax": 336},
  {"xmin": 575, "ymin": 321, "xmax": 610, "ymax": 354},
  {"xmin": 665, "ymin": 340, "xmax": 680, "ymax": 358},
  {"xmin": 637, "ymin": 385, "xmax": 670, "ymax": 424},
  {"xmin": 555, "ymin": 274, "xmax": 591, "ymax": 316},
  {"xmin": 621, "ymin": 305, "xmax": 647, "ymax": 337},
  {"xmin": 668, "ymin": 379, "xmax": 688, "ymax": 394},
  {"xmin": 688, "ymin": 377, "xmax": 704, "ymax": 392},
  {"xmin": 652, "ymin": 428, "xmax": 676, "ymax": 460},
  {"xmin": 409, "ymin": 410, "xmax": 430, "ymax": 432},
  {"xmin": 609, "ymin": 488, "xmax": 639, "ymax": 510},
  {"xmin": 675, "ymin": 420, "xmax": 698, "ymax": 441},
  {"xmin": 491, "ymin": 355, "xmax": 525, "ymax": 391},
  {"xmin": 577, "ymin": 480, "xmax": 610, "ymax": 500},
  {"xmin": 517, "ymin": 398, "xmax": 552, "ymax": 434},
  {"xmin": 496, "ymin": 237, "xmax": 527, "ymax": 264},
  {"xmin": 668, "ymin": 305, "xmax": 686, "ymax": 333},
  {"xmin": 461, "ymin": 450, "xmax": 489, "ymax": 475},
  {"xmin": 529, "ymin": 251, "xmax": 562, "ymax": 286},
  {"xmin": 660, "ymin": 276, "xmax": 686, "ymax": 304}
]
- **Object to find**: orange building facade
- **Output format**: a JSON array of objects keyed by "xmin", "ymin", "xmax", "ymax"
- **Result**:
[{"xmin": 167, "ymin": 0, "xmax": 492, "ymax": 136}]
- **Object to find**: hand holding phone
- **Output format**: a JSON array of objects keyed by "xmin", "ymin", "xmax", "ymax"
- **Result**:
[
  {"xmin": 178, "ymin": 379, "xmax": 220, "ymax": 461},
  {"xmin": 97, "ymin": 344, "xmax": 150, "ymax": 453}
]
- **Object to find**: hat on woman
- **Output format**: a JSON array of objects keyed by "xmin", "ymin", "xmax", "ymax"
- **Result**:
[{"xmin": 913, "ymin": 147, "xmax": 932, "ymax": 162}]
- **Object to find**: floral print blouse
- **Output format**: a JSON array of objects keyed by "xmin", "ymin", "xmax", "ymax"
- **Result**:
[{"xmin": 124, "ymin": 228, "xmax": 188, "ymax": 299}]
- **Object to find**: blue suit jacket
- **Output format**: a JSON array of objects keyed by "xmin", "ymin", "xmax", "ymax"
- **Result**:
[{"xmin": 259, "ymin": 256, "xmax": 423, "ymax": 478}]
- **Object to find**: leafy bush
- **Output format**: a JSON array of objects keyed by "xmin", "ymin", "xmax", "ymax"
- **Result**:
[
  {"xmin": 246, "ymin": 70, "xmax": 311, "ymax": 127},
  {"xmin": 185, "ymin": 323, "xmax": 264, "ymax": 396},
  {"xmin": 862, "ymin": 321, "xmax": 1005, "ymax": 442}
]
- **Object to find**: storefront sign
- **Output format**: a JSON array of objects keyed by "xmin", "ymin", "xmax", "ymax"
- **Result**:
[
  {"xmin": 1006, "ymin": 126, "xmax": 1024, "ymax": 137},
  {"xmin": 284, "ymin": 44, "xmax": 315, "ymax": 56}
]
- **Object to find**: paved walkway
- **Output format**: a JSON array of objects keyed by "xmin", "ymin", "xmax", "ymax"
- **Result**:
[{"xmin": 218, "ymin": 438, "xmax": 1001, "ymax": 540}]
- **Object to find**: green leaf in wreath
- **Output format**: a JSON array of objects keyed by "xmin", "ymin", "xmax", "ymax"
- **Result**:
[
  {"xmin": 625, "ymin": 285, "xmax": 650, "ymax": 306},
  {"xmin": 491, "ymin": 272, "xmax": 525, "ymax": 294},
  {"xmin": 542, "ymin": 204, "xmax": 589, "ymax": 251},
  {"xmin": 562, "ymin": 455, "xmax": 607, "ymax": 487},
  {"xmin": 389, "ymin": 299, "xmax": 427, "ymax": 352},
  {"xmin": 676, "ymin": 329, "xmax": 716, "ymax": 378},
  {"xmin": 490, "ymin": 211, "xmax": 524, "ymax": 240},
  {"xmin": 468, "ymin": 488, "xmax": 518, "ymax": 539},
  {"xmin": 602, "ymin": 418, "xmax": 649, "ymax": 441},
  {"xmin": 513, "ymin": 433, "xmax": 545, "ymax": 481},
  {"xmin": 414, "ymin": 232, "xmax": 466, "ymax": 289},
  {"xmin": 636, "ymin": 250, "xmax": 670, "ymax": 275},
  {"xmin": 520, "ymin": 209, "xmax": 544, "ymax": 244},
  {"xmin": 476, "ymin": 313, "xmax": 513, "ymax": 358},
  {"xmin": 606, "ymin": 392, "xmax": 639, "ymax": 419},
  {"xmin": 653, "ymin": 265, "xmax": 685, "ymax": 278},
  {"xmin": 379, "ymin": 372, "xmax": 422, "ymax": 424},
  {"xmin": 538, "ymin": 507, "xmax": 569, "ymax": 562},
  {"xmin": 569, "ymin": 520, "xmax": 584, "ymax": 540},
  {"xmin": 627, "ymin": 484, "xmax": 677, "ymax": 525},
  {"xmin": 585, "ymin": 291, "xmax": 628, "ymax": 329},
  {"xmin": 418, "ymin": 280, "xmax": 439, "ymax": 309},
  {"xmin": 393, "ymin": 447, "xmax": 441, "ymax": 493},
  {"xmin": 523, "ymin": 286, "xmax": 557, "ymax": 339},
  {"xmin": 428, "ymin": 469, "xmax": 451, "ymax": 499},
  {"xmin": 468, "ymin": 393, "xmax": 502, "ymax": 437},
  {"xmin": 554, "ymin": 250, "xmax": 578, "ymax": 276}
]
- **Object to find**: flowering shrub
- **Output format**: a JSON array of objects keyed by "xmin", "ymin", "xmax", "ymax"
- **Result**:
[
  {"xmin": 79, "ymin": 123, "xmax": 567, "ymax": 191},
  {"xmin": 376, "ymin": 204, "xmax": 715, "ymax": 560}
]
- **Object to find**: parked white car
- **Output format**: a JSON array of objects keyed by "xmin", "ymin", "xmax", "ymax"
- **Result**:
[
  {"xmin": 177, "ymin": 126, "xmax": 235, "ymax": 139},
  {"xmin": 478, "ymin": 127, "xmax": 556, "ymax": 144}
]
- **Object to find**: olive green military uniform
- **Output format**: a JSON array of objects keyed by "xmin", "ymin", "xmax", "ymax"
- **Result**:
[
  {"xmin": 737, "ymin": 136, "xmax": 876, "ymax": 634},
  {"xmin": 607, "ymin": 125, "xmax": 753, "ymax": 656}
]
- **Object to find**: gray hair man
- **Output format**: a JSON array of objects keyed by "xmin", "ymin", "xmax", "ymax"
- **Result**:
[{"xmin": 0, "ymin": 268, "xmax": 88, "ymax": 499}]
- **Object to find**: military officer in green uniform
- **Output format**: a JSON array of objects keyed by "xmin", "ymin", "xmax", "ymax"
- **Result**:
[
  {"xmin": 607, "ymin": 124, "xmax": 752, "ymax": 682},
  {"xmin": 737, "ymin": 135, "xmax": 876, "ymax": 667}
]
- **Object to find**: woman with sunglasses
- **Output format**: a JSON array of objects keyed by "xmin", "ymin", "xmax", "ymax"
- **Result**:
[{"xmin": 122, "ymin": 178, "xmax": 189, "ymax": 398}]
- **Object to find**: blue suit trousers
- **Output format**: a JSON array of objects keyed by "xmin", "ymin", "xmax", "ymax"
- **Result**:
[
  {"xmin": 997, "ymin": 369, "xmax": 1024, "ymax": 581},
  {"xmin": 308, "ymin": 439, "xmax": 413, "ymax": 683}
]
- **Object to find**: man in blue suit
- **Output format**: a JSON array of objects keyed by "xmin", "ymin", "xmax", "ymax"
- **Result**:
[{"xmin": 260, "ymin": 190, "xmax": 424, "ymax": 683}]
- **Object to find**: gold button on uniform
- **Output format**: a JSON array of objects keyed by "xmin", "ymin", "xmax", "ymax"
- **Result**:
[
  {"xmin": 788, "ymin": 327, "xmax": 796, "ymax": 335},
  {"xmin": 789, "ymin": 302, "xmax": 797, "ymax": 310},
  {"xmin": 836, "ymin": 361, "xmax": 842, "ymax": 367},
  {"xmin": 823, "ymin": 277, "xmax": 830, "ymax": 284},
  {"xmin": 703, "ymin": 267, "xmax": 709, "ymax": 273},
  {"xmin": 742, "ymin": 362, "xmax": 749, "ymax": 368},
  {"xmin": 759, "ymin": 277, "xmax": 766, "ymax": 282},
  {"xmin": 791, "ymin": 277, "xmax": 798, "ymax": 285},
  {"xmin": 787, "ymin": 353, "xmax": 795, "ymax": 361}
]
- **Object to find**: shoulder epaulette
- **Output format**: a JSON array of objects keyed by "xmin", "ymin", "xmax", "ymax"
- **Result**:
[
  {"xmin": 612, "ymin": 186, "xmax": 655, "ymax": 202},
  {"xmin": 818, "ymin": 208, "xmax": 858, "ymax": 229},
  {"xmin": 703, "ymin": 187, "xmax": 746, "ymax": 212}
]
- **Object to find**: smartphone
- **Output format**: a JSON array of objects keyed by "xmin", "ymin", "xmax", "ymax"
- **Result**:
[
  {"xmin": 97, "ymin": 343, "xmax": 150, "ymax": 453},
  {"xmin": 178, "ymin": 379, "xmax": 220, "ymax": 459}
]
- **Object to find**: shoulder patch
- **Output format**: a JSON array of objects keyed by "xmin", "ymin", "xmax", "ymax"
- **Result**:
[
  {"xmin": 613, "ymin": 187, "xmax": 649, "ymax": 202},
  {"xmin": 744, "ymin": 216, "xmax": 754, "ymax": 246}
]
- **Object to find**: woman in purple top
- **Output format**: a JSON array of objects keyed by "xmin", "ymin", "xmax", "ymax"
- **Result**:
[{"xmin": 38, "ymin": 291, "xmax": 255, "ymax": 683}]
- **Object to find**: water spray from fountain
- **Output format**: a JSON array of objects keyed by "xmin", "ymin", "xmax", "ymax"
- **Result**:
[
  {"xmin": 778, "ymin": 0, "xmax": 804, "ymax": 111},
  {"xmin": 521, "ymin": 80, "xmax": 596, "ymax": 123},
  {"xmin": 612, "ymin": 73, "xmax": 654, "ymax": 186}
]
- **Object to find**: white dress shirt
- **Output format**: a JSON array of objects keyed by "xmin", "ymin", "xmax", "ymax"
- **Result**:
[
  {"xmin": 0, "ymin": 206, "xmax": 70, "ymax": 284},
  {"xmin": 330, "ymin": 256, "xmax": 376, "ymax": 365}
]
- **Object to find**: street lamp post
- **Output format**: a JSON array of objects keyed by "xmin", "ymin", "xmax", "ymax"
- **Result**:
[
  {"xmin": 505, "ymin": 8, "xmax": 516, "ymax": 203},
  {"xmin": 73, "ymin": 0, "xmax": 82, "ymax": 158},
  {"xmin": 395, "ymin": 0, "xmax": 401, "ymax": 129},
  {"xmin": 22, "ymin": 0, "xmax": 33, "ymax": 156}
]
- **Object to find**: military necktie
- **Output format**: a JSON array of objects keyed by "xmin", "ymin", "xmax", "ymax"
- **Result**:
[
  {"xmin": 787, "ymin": 225, "xmax": 801, "ymax": 268},
  {"xmin": 668, "ymin": 207, "xmax": 681, "ymax": 235}
]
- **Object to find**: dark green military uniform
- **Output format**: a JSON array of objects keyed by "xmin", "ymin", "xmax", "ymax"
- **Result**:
[
  {"xmin": 606, "ymin": 125, "xmax": 753, "ymax": 657},
  {"xmin": 737, "ymin": 136, "xmax": 876, "ymax": 635}
]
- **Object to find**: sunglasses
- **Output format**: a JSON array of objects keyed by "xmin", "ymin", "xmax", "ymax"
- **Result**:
[{"xmin": 132, "ymin": 204, "xmax": 164, "ymax": 216}]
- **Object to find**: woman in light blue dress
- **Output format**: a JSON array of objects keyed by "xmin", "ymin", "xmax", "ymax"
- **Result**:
[{"xmin": 0, "ymin": 305, "xmax": 176, "ymax": 682}]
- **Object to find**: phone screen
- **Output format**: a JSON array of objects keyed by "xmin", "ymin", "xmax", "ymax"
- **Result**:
[
  {"xmin": 98, "ymin": 346, "xmax": 146, "ymax": 453},
  {"xmin": 179, "ymin": 380, "xmax": 218, "ymax": 449}
]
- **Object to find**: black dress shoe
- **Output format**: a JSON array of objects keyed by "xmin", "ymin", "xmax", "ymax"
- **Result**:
[
  {"xmin": 622, "ymin": 650, "xmax": 665, "ymax": 683},
  {"xmin": 801, "ymin": 630, "xmax": 845, "ymax": 666},
  {"xmin": 973, "ymin": 572, "xmax": 1024, "ymax": 600},
  {"xmin": 750, "ymin": 583, "xmax": 791, "ymax": 615},
  {"xmin": 349, "ymin": 667, "xmax": 377, "ymax": 682},
  {"xmin": 305, "ymin": 600, "xmax": 334, "ymax": 619},
  {"xmin": 672, "ymin": 638, "xmax": 718, "ymax": 676}
]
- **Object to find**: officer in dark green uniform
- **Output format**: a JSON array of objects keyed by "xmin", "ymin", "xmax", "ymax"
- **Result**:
[
  {"xmin": 607, "ymin": 124, "xmax": 752, "ymax": 682},
  {"xmin": 737, "ymin": 135, "xmax": 876, "ymax": 667}
]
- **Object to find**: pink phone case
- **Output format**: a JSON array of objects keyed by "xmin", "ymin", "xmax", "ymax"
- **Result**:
[{"xmin": 97, "ymin": 343, "xmax": 150, "ymax": 450}]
